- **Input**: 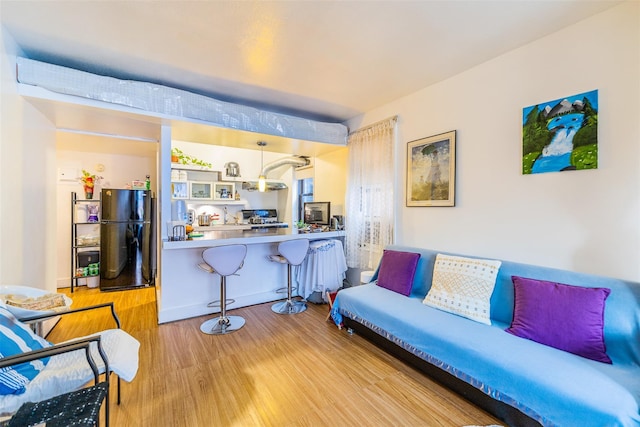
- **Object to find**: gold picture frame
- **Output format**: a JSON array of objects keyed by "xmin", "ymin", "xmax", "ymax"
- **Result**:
[{"xmin": 406, "ymin": 130, "xmax": 456, "ymax": 207}]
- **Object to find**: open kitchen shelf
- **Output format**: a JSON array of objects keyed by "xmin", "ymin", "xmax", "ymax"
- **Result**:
[
  {"xmin": 70, "ymin": 192, "xmax": 101, "ymax": 293},
  {"xmin": 170, "ymin": 163, "xmax": 216, "ymax": 172},
  {"xmin": 179, "ymin": 199, "xmax": 247, "ymax": 205}
]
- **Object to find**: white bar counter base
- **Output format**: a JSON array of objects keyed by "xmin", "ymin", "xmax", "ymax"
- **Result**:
[{"xmin": 158, "ymin": 229, "xmax": 344, "ymax": 323}]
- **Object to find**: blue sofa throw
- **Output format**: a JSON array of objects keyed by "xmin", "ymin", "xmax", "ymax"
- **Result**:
[{"xmin": 331, "ymin": 245, "xmax": 640, "ymax": 427}]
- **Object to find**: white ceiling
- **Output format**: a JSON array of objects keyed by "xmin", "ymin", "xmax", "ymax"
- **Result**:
[{"xmin": 1, "ymin": 0, "xmax": 622, "ymax": 154}]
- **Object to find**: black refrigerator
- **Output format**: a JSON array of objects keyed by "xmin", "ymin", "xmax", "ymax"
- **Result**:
[{"xmin": 100, "ymin": 189, "xmax": 156, "ymax": 291}]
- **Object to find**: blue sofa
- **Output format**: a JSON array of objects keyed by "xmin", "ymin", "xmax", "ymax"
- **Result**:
[{"xmin": 331, "ymin": 245, "xmax": 640, "ymax": 427}]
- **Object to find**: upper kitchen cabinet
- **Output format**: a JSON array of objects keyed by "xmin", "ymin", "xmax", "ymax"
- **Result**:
[
  {"xmin": 189, "ymin": 181, "xmax": 213, "ymax": 200},
  {"xmin": 171, "ymin": 181, "xmax": 188, "ymax": 200},
  {"xmin": 212, "ymin": 182, "xmax": 235, "ymax": 201},
  {"xmin": 170, "ymin": 164, "xmax": 246, "ymax": 205},
  {"xmin": 170, "ymin": 168, "xmax": 188, "ymax": 199}
]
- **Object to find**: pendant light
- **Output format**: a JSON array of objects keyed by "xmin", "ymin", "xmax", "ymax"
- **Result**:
[{"xmin": 257, "ymin": 141, "xmax": 267, "ymax": 192}]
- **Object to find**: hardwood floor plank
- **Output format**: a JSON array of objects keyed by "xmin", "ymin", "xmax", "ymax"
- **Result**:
[{"xmin": 48, "ymin": 286, "xmax": 501, "ymax": 426}]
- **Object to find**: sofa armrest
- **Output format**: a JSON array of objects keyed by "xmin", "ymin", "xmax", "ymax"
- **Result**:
[{"xmin": 17, "ymin": 302, "xmax": 121, "ymax": 329}]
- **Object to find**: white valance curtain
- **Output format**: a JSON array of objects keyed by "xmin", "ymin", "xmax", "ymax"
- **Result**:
[{"xmin": 345, "ymin": 116, "xmax": 397, "ymax": 270}]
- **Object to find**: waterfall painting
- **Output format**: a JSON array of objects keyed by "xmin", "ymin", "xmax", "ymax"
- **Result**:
[
  {"xmin": 407, "ymin": 130, "xmax": 456, "ymax": 207},
  {"xmin": 522, "ymin": 90, "xmax": 598, "ymax": 174}
]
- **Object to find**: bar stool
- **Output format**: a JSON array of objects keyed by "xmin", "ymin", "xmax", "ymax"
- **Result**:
[
  {"xmin": 270, "ymin": 239, "xmax": 310, "ymax": 314},
  {"xmin": 197, "ymin": 244, "xmax": 247, "ymax": 334}
]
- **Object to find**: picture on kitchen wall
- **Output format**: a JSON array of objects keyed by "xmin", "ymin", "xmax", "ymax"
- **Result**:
[
  {"xmin": 406, "ymin": 130, "xmax": 456, "ymax": 207},
  {"xmin": 522, "ymin": 89, "xmax": 598, "ymax": 174}
]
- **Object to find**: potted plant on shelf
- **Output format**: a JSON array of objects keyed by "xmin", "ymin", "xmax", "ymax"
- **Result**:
[
  {"xmin": 171, "ymin": 147, "xmax": 212, "ymax": 169},
  {"xmin": 171, "ymin": 147, "xmax": 181, "ymax": 163},
  {"xmin": 79, "ymin": 170, "xmax": 102, "ymax": 199}
]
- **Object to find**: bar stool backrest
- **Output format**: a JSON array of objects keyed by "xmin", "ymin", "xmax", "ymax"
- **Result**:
[
  {"xmin": 277, "ymin": 239, "xmax": 310, "ymax": 266},
  {"xmin": 202, "ymin": 245, "xmax": 247, "ymax": 277}
]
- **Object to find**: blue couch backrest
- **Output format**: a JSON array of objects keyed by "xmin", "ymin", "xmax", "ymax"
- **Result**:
[{"xmin": 380, "ymin": 245, "xmax": 640, "ymax": 366}]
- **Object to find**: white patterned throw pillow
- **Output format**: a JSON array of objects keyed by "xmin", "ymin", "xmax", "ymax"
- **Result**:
[{"xmin": 423, "ymin": 254, "xmax": 502, "ymax": 325}]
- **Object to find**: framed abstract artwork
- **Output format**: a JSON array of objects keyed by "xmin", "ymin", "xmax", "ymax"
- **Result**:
[{"xmin": 406, "ymin": 130, "xmax": 456, "ymax": 207}]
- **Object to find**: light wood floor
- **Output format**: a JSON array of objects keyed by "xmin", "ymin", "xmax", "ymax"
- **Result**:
[{"xmin": 49, "ymin": 286, "xmax": 501, "ymax": 426}]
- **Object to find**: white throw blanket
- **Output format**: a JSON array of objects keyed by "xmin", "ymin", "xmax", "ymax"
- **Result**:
[{"xmin": 0, "ymin": 329, "xmax": 140, "ymax": 415}]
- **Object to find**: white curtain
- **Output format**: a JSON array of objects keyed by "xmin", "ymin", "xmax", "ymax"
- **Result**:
[{"xmin": 345, "ymin": 116, "xmax": 397, "ymax": 270}]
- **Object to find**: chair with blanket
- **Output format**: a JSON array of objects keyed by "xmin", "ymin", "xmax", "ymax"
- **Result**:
[{"xmin": 0, "ymin": 302, "xmax": 140, "ymax": 425}]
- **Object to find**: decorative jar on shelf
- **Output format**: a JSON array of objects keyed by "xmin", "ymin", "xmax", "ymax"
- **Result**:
[
  {"xmin": 79, "ymin": 170, "xmax": 101, "ymax": 200},
  {"xmin": 84, "ymin": 184, "xmax": 94, "ymax": 199}
]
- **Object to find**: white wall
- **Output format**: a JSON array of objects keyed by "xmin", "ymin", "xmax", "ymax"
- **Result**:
[
  {"xmin": 314, "ymin": 149, "xmax": 348, "ymax": 216},
  {"xmin": 0, "ymin": 28, "xmax": 20, "ymax": 284},
  {"xmin": 0, "ymin": 28, "xmax": 58, "ymax": 292},
  {"xmin": 347, "ymin": 2, "xmax": 640, "ymax": 281}
]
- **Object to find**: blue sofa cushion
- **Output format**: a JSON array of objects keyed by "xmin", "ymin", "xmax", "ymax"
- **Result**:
[
  {"xmin": 376, "ymin": 250, "xmax": 420, "ymax": 296},
  {"xmin": 423, "ymin": 253, "xmax": 501, "ymax": 325},
  {"xmin": 0, "ymin": 307, "xmax": 51, "ymax": 395},
  {"xmin": 506, "ymin": 276, "xmax": 612, "ymax": 364}
]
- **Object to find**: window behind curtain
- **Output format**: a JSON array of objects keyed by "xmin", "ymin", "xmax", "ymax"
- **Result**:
[{"xmin": 345, "ymin": 117, "xmax": 397, "ymax": 269}]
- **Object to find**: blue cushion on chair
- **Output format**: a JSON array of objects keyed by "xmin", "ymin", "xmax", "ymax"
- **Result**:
[{"xmin": 0, "ymin": 307, "xmax": 51, "ymax": 395}]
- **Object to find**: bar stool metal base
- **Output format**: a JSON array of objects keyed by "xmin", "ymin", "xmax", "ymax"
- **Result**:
[
  {"xmin": 200, "ymin": 315, "xmax": 245, "ymax": 334},
  {"xmin": 271, "ymin": 299, "xmax": 307, "ymax": 315}
]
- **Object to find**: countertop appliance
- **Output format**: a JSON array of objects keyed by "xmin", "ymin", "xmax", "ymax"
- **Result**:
[
  {"xmin": 224, "ymin": 162, "xmax": 241, "ymax": 177},
  {"xmin": 171, "ymin": 200, "xmax": 187, "ymax": 222},
  {"xmin": 241, "ymin": 209, "xmax": 288, "ymax": 229},
  {"xmin": 100, "ymin": 189, "xmax": 155, "ymax": 291},
  {"xmin": 198, "ymin": 214, "xmax": 212, "ymax": 226},
  {"xmin": 332, "ymin": 215, "xmax": 344, "ymax": 230},
  {"xmin": 303, "ymin": 201, "xmax": 331, "ymax": 226}
]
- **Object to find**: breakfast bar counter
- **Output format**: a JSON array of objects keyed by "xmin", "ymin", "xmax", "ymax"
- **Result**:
[
  {"xmin": 162, "ymin": 228, "xmax": 345, "ymax": 250},
  {"xmin": 157, "ymin": 229, "xmax": 345, "ymax": 323}
]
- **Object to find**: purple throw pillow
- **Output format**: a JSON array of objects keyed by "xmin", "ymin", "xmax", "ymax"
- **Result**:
[
  {"xmin": 376, "ymin": 250, "xmax": 420, "ymax": 296},
  {"xmin": 506, "ymin": 276, "xmax": 612, "ymax": 364}
]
